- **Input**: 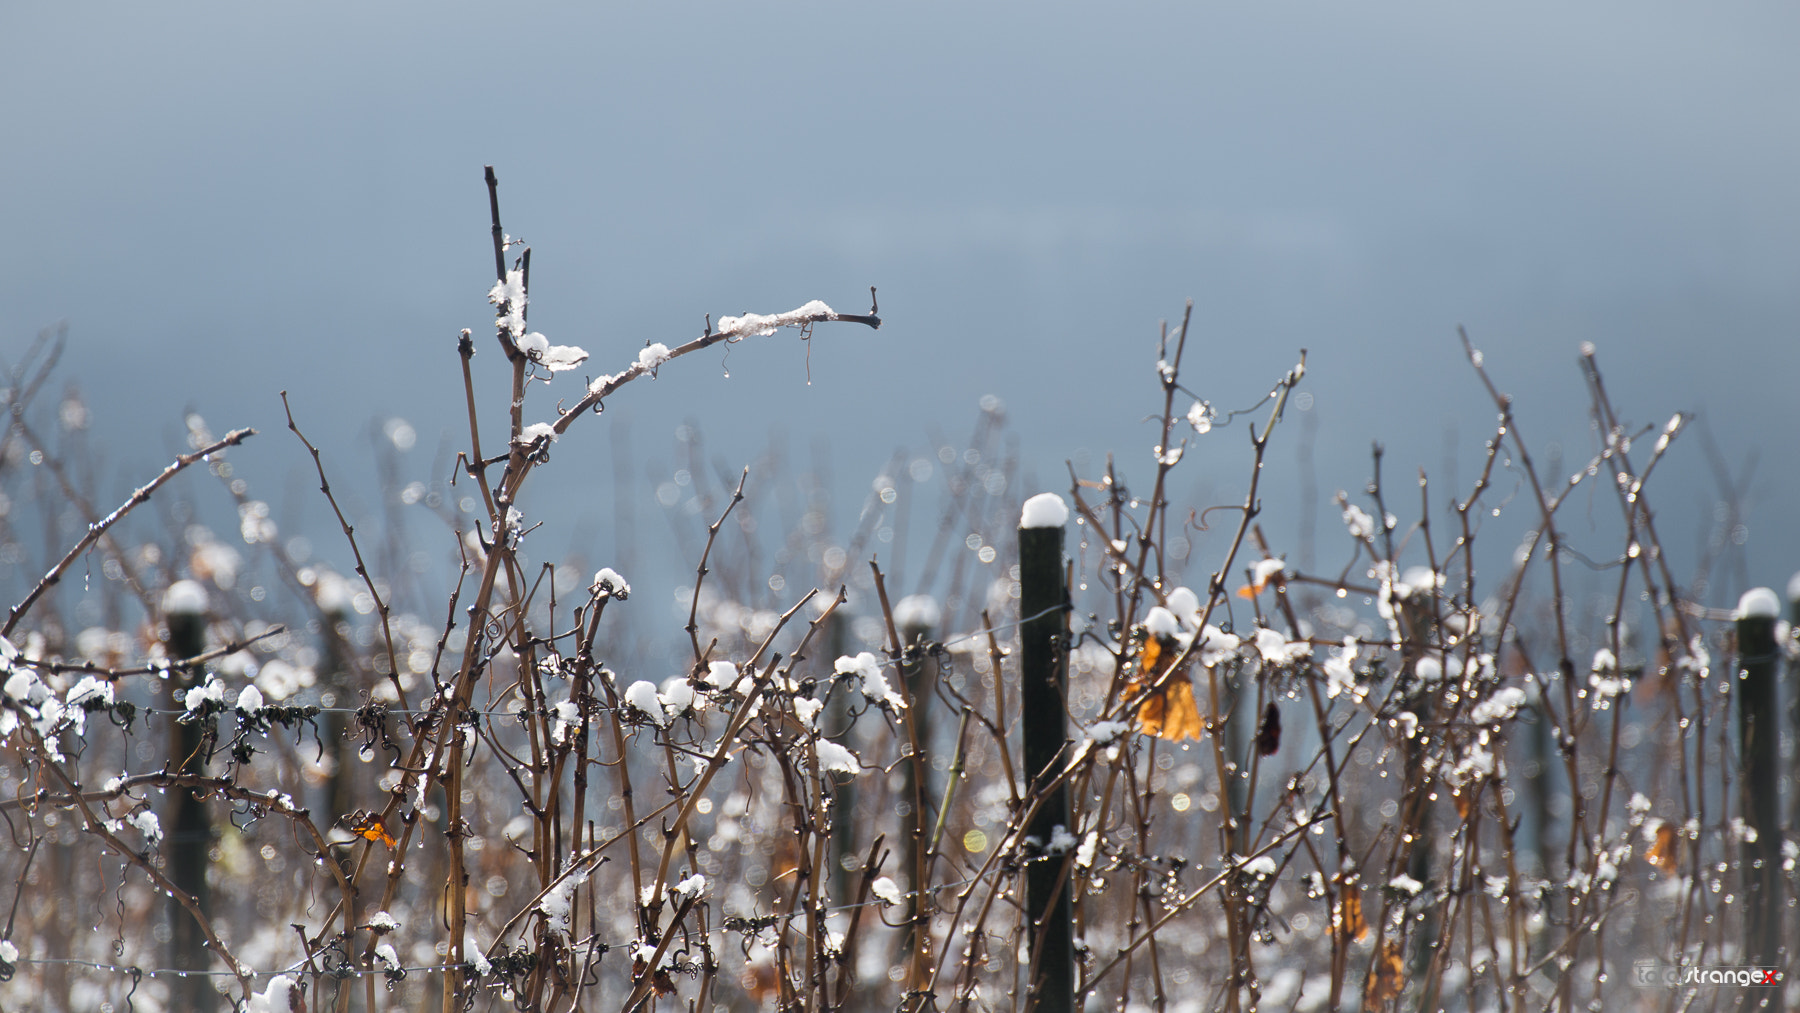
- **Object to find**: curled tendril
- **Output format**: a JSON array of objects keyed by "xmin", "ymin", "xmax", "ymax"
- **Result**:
[{"xmin": 229, "ymin": 798, "xmax": 267, "ymax": 832}]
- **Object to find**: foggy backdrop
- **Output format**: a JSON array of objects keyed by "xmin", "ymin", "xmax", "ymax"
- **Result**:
[{"xmin": 5, "ymin": 1, "xmax": 1797, "ymax": 635}]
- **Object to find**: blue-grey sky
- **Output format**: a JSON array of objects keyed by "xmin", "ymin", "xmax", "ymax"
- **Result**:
[{"xmin": 5, "ymin": 2, "xmax": 1798, "ymax": 622}]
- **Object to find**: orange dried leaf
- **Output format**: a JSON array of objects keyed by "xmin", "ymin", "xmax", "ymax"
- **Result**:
[
  {"xmin": 1238, "ymin": 562, "xmax": 1281, "ymax": 598},
  {"xmin": 653, "ymin": 967, "xmax": 678, "ymax": 996},
  {"xmin": 1138, "ymin": 633, "xmax": 1164, "ymax": 675},
  {"xmin": 1647, "ymin": 823, "xmax": 1678, "ymax": 875},
  {"xmin": 1453, "ymin": 786, "xmax": 1475, "ymax": 821},
  {"xmin": 1335, "ymin": 890, "xmax": 1368, "ymax": 943},
  {"xmin": 349, "ymin": 814, "xmax": 397, "ymax": 848},
  {"xmin": 772, "ymin": 834, "xmax": 801, "ymax": 884},
  {"xmin": 1364, "ymin": 939, "xmax": 1405, "ymax": 1005},
  {"xmin": 633, "ymin": 956, "xmax": 679, "ymax": 997},
  {"xmin": 1135, "ymin": 678, "xmax": 1205, "ymax": 742},
  {"xmin": 1128, "ymin": 631, "xmax": 1203, "ymax": 742},
  {"xmin": 741, "ymin": 959, "xmax": 780, "ymax": 1002}
]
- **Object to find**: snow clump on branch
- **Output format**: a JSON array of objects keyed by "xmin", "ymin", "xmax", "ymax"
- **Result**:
[
  {"xmin": 516, "ymin": 332, "xmax": 589, "ymax": 374},
  {"xmin": 624, "ymin": 681, "xmax": 667, "ymax": 726},
  {"xmin": 538, "ymin": 867, "xmax": 591, "ymax": 938},
  {"xmin": 246, "ymin": 975, "xmax": 298, "ymax": 1013},
  {"xmin": 489, "ymin": 270, "xmax": 526, "ymax": 339},
  {"xmin": 716, "ymin": 300, "xmax": 835, "ymax": 338},
  {"xmin": 834, "ymin": 652, "xmax": 905, "ymax": 712},
  {"xmin": 636, "ymin": 343, "xmax": 672, "ymax": 370},
  {"xmin": 812, "ymin": 739, "xmax": 862, "ymax": 775},
  {"xmin": 591, "ymin": 568, "xmax": 630, "ymax": 598},
  {"xmin": 515, "ymin": 422, "xmax": 557, "ymax": 447}
]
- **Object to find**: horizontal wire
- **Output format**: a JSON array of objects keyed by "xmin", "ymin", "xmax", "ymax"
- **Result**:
[
  {"xmin": 929, "ymin": 602, "xmax": 1066, "ymax": 655},
  {"xmin": 95, "ymin": 605, "xmax": 1065, "ymax": 720},
  {"xmin": 12, "ymin": 956, "xmax": 461, "ymax": 979},
  {"xmin": 9, "ymin": 873, "xmax": 983, "ymax": 981}
]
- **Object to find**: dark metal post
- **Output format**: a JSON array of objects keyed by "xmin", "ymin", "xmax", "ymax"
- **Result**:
[
  {"xmin": 1736, "ymin": 588, "xmax": 1783, "ymax": 975},
  {"xmin": 1019, "ymin": 496, "xmax": 1072, "ymax": 1013},
  {"xmin": 895, "ymin": 606, "xmax": 935, "ymax": 978},
  {"xmin": 1788, "ymin": 576, "xmax": 1800, "ymax": 834},
  {"xmin": 165, "ymin": 581, "xmax": 217, "ymax": 1013}
]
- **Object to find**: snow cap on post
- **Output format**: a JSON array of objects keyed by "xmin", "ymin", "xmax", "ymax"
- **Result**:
[
  {"xmin": 893, "ymin": 594, "xmax": 941, "ymax": 631},
  {"xmin": 1733, "ymin": 584, "xmax": 1785, "ymax": 963},
  {"xmin": 1787, "ymin": 571, "xmax": 1800, "ymax": 605},
  {"xmin": 163, "ymin": 579, "xmax": 209, "ymax": 616},
  {"xmin": 1020, "ymin": 492, "xmax": 1069, "ymax": 529},
  {"xmin": 314, "ymin": 570, "xmax": 353, "ymax": 614},
  {"xmin": 1737, "ymin": 587, "xmax": 1781, "ymax": 621}
]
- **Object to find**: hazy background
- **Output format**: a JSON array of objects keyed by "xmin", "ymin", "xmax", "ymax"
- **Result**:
[{"xmin": 4, "ymin": 2, "xmax": 1797, "ymax": 632}]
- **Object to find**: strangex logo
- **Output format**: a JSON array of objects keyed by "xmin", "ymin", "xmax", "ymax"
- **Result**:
[{"xmin": 1634, "ymin": 961, "xmax": 1782, "ymax": 987}]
